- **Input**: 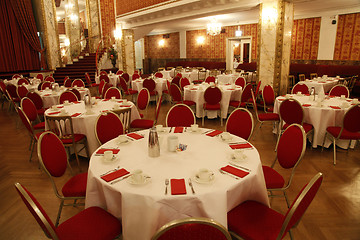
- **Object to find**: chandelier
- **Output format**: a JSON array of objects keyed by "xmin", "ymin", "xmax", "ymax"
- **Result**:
[{"xmin": 207, "ymin": 19, "xmax": 222, "ymax": 36}]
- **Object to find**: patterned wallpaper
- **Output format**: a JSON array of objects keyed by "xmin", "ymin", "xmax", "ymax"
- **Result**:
[
  {"xmin": 100, "ymin": 0, "xmax": 116, "ymax": 41},
  {"xmin": 291, "ymin": 17, "xmax": 321, "ymax": 60},
  {"xmin": 334, "ymin": 12, "xmax": 360, "ymax": 61},
  {"xmin": 145, "ymin": 32, "xmax": 180, "ymax": 59},
  {"xmin": 116, "ymin": 0, "xmax": 170, "ymax": 16}
]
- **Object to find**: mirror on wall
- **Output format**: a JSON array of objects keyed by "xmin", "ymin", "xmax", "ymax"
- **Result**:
[{"xmin": 226, "ymin": 37, "xmax": 252, "ymax": 71}]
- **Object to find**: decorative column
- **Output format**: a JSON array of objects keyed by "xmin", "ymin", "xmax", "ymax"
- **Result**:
[
  {"xmin": 257, "ymin": 0, "xmax": 293, "ymax": 95},
  {"xmin": 65, "ymin": 0, "xmax": 81, "ymax": 60},
  {"xmin": 86, "ymin": 0, "xmax": 101, "ymax": 53},
  {"xmin": 119, "ymin": 29, "xmax": 136, "ymax": 73}
]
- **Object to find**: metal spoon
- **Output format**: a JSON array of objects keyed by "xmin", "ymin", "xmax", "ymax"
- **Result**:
[{"xmin": 165, "ymin": 179, "xmax": 169, "ymax": 195}]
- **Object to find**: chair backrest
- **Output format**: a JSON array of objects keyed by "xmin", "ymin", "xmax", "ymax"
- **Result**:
[
  {"xmin": 329, "ymin": 84, "xmax": 349, "ymax": 98},
  {"xmin": 14, "ymin": 183, "xmax": 58, "ymax": 239},
  {"xmin": 204, "ymin": 86, "xmax": 222, "ymax": 105},
  {"xmin": 71, "ymin": 79, "xmax": 85, "ymax": 88},
  {"xmin": 12, "ymin": 74, "xmax": 22, "ymax": 79},
  {"xmin": 26, "ymin": 91, "xmax": 44, "ymax": 110},
  {"xmin": 44, "ymin": 76, "xmax": 55, "ymax": 83},
  {"xmin": 99, "ymin": 80, "xmax": 106, "ymax": 96},
  {"xmin": 6, "ymin": 84, "xmax": 18, "ymax": 98},
  {"xmin": 21, "ymin": 97, "xmax": 38, "ymax": 122},
  {"xmin": 225, "ymin": 108, "xmax": 254, "ymax": 141},
  {"xmin": 119, "ymin": 77, "xmax": 129, "ymax": 92},
  {"xmin": 291, "ymin": 83, "xmax": 309, "ymax": 94},
  {"xmin": 100, "ymin": 70, "xmax": 107, "ymax": 75},
  {"xmin": 180, "ymin": 77, "xmax": 190, "ymax": 89},
  {"xmin": 59, "ymin": 91, "xmax": 78, "ymax": 104},
  {"xmin": 17, "ymin": 107, "xmax": 35, "ymax": 137},
  {"xmin": 276, "ymin": 123, "xmax": 306, "ymax": 169},
  {"xmin": 241, "ymin": 84, "xmax": 252, "ymax": 103},
  {"xmin": 121, "ymin": 73, "xmax": 130, "ymax": 83},
  {"xmin": 262, "ymin": 84, "xmax": 275, "ymax": 108},
  {"xmin": 63, "ymin": 77, "xmax": 72, "ymax": 87},
  {"xmin": 298, "ymin": 74, "xmax": 306, "ymax": 82},
  {"xmin": 234, "ymin": 77, "xmax": 246, "ymax": 88},
  {"xmin": 111, "ymin": 107, "xmax": 132, "ymax": 133},
  {"xmin": 84, "ymin": 72, "xmax": 92, "ymax": 86},
  {"xmin": 176, "ymin": 72, "xmax": 182, "ymax": 78},
  {"xmin": 0, "ymin": 81, "xmax": 7, "ymax": 93},
  {"xmin": 155, "ymin": 72, "xmax": 163, "ymax": 78},
  {"xmin": 143, "ymin": 78, "xmax": 156, "ymax": 92},
  {"xmin": 36, "ymin": 73, "xmax": 44, "ymax": 81},
  {"xmin": 102, "ymin": 83, "xmax": 113, "ymax": 98},
  {"xmin": 69, "ymin": 88, "xmax": 81, "ymax": 100},
  {"xmin": 132, "ymin": 73, "xmax": 141, "ymax": 80},
  {"xmin": 166, "ymin": 103, "xmax": 196, "ymax": 127},
  {"xmin": 170, "ymin": 84, "xmax": 183, "ymax": 102},
  {"xmin": 310, "ymin": 73, "xmax": 318, "ymax": 79},
  {"xmin": 45, "ymin": 115, "xmax": 77, "ymax": 148},
  {"xmin": 99, "ymin": 74, "xmax": 110, "ymax": 83},
  {"xmin": 116, "ymin": 70, "xmax": 124, "ymax": 75},
  {"xmin": 205, "ymin": 76, "xmax": 216, "ymax": 83},
  {"xmin": 95, "ymin": 111, "xmax": 124, "ymax": 144},
  {"xmin": 279, "ymin": 98, "xmax": 304, "ymax": 125},
  {"xmin": 137, "ymin": 88, "xmax": 150, "ymax": 111},
  {"xmin": 18, "ymin": 78, "xmax": 29, "ymax": 85},
  {"xmin": 278, "ymin": 173, "xmax": 323, "ymax": 239},
  {"xmin": 104, "ymin": 87, "xmax": 122, "ymax": 99},
  {"xmin": 152, "ymin": 217, "xmax": 231, "ymax": 240},
  {"xmin": 17, "ymin": 85, "xmax": 28, "ymax": 99},
  {"xmin": 254, "ymin": 81, "xmax": 261, "ymax": 97},
  {"xmin": 41, "ymin": 81, "xmax": 52, "ymax": 90},
  {"xmin": 171, "ymin": 76, "xmax": 181, "ymax": 87},
  {"xmin": 342, "ymin": 103, "xmax": 360, "ymax": 133}
]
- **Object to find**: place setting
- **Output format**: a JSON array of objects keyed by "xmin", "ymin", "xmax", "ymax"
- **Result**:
[
  {"xmin": 95, "ymin": 148, "xmax": 120, "ymax": 163},
  {"xmin": 185, "ymin": 124, "xmax": 200, "ymax": 133},
  {"xmin": 193, "ymin": 168, "xmax": 215, "ymax": 184}
]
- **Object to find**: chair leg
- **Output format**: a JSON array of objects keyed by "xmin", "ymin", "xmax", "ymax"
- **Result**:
[
  {"xmin": 322, "ymin": 132, "xmax": 328, "ymax": 152},
  {"xmin": 275, "ymin": 131, "xmax": 281, "ymax": 151},
  {"xmin": 55, "ymin": 199, "xmax": 64, "ymax": 227},
  {"xmin": 29, "ymin": 139, "xmax": 35, "ymax": 162},
  {"xmin": 333, "ymin": 139, "xmax": 337, "ymax": 165},
  {"xmin": 284, "ymin": 191, "xmax": 290, "ymax": 208},
  {"xmin": 73, "ymin": 146, "xmax": 82, "ymax": 172},
  {"xmin": 289, "ymin": 229, "xmax": 294, "ymax": 240}
]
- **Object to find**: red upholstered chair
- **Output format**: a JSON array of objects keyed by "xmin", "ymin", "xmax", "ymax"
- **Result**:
[
  {"xmin": 253, "ymin": 80, "xmax": 262, "ymax": 104},
  {"xmin": 121, "ymin": 73, "xmax": 130, "ymax": 84},
  {"xmin": 85, "ymin": 72, "xmax": 99, "ymax": 87},
  {"xmin": 155, "ymin": 72, "xmax": 163, "ymax": 78},
  {"xmin": 71, "ymin": 79, "xmax": 85, "ymax": 88},
  {"xmin": 18, "ymin": 78, "xmax": 29, "ymax": 85},
  {"xmin": 63, "ymin": 77, "xmax": 72, "ymax": 87},
  {"xmin": 169, "ymin": 83, "xmax": 196, "ymax": 107},
  {"xmin": 99, "ymin": 74, "xmax": 110, "ymax": 83},
  {"xmin": 225, "ymin": 108, "xmax": 254, "ymax": 141},
  {"xmin": 100, "ymin": 70, "xmax": 107, "ymax": 75},
  {"xmin": 104, "ymin": 87, "xmax": 122, "ymax": 100},
  {"xmin": 176, "ymin": 72, "xmax": 182, "ymax": 78},
  {"xmin": 328, "ymin": 84, "xmax": 349, "ymax": 98},
  {"xmin": 95, "ymin": 111, "xmax": 124, "ymax": 145},
  {"xmin": 15, "ymin": 183, "xmax": 122, "ymax": 240},
  {"xmin": 166, "ymin": 103, "xmax": 196, "ymax": 127},
  {"xmin": 44, "ymin": 76, "xmax": 55, "ymax": 83},
  {"xmin": 291, "ymin": 83, "xmax": 309, "ymax": 94},
  {"xmin": 98, "ymin": 79, "xmax": 106, "ymax": 97},
  {"xmin": 203, "ymin": 86, "xmax": 222, "ymax": 126},
  {"xmin": 152, "ymin": 217, "xmax": 231, "ymax": 240},
  {"xmin": 118, "ymin": 77, "xmax": 138, "ymax": 101},
  {"xmin": 6, "ymin": 84, "xmax": 20, "ymax": 104},
  {"xmin": 59, "ymin": 91, "xmax": 78, "ymax": 104},
  {"xmin": 70, "ymin": 88, "xmax": 81, "ymax": 101},
  {"xmin": 227, "ymin": 172, "xmax": 323, "ymax": 240},
  {"xmin": 36, "ymin": 131, "xmax": 87, "ymax": 226},
  {"xmin": 265, "ymin": 123, "xmax": 306, "ymax": 208},
  {"xmin": 143, "ymin": 78, "xmax": 158, "ymax": 101},
  {"xmin": 171, "ymin": 76, "xmax": 181, "ymax": 87},
  {"xmin": 132, "ymin": 73, "xmax": 141, "ymax": 80},
  {"xmin": 36, "ymin": 73, "xmax": 43, "ymax": 81},
  {"xmin": 251, "ymin": 89, "xmax": 280, "ymax": 138},
  {"xmin": 230, "ymin": 83, "xmax": 252, "ymax": 110},
  {"xmin": 234, "ymin": 77, "xmax": 246, "ymax": 88},
  {"xmin": 101, "ymin": 83, "xmax": 113, "ymax": 99},
  {"xmin": 204, "ymin": 76, "xmax": 216, "ymax": 84},
  {"xmin": 322, "ymin": 103, "xmax": 360, "ymax": 165},
  {"xmin": 41, "ymin": 81, "xmax": 52, "ymax": 90},
  {"xmin": 162, "ymin": 80, "xmax": 171, "ymax": 99},
  {"xmin": 26, "ymin": 91, "xmax": 46, "ymax": 116},
  {"xmin": 17, "ymin": 85, "xmax": 28, "ymax": 99},
  {"xmin": 116, "ymin": 70, "xmax": 124, "ymax": 75},
  {"xmin": 45, "ymin": 115, "xmax": 89, "ymax": 171},
  {"xmin": 17, "ymin": 107, "xmax": 44, "ymax": 162},
  {"xmin": 21, "ymin": 97, "xmax": 45, "ymax": 130},
  {"xmin": 262, "ymin": 84, "xmax": 276, "ymax": 113},
  {"xmin": 277, "ymin": 98, "xmax": 314, "ymax": 149},
  {"xmin": 180, "ymin": 77, "xmax": 191, "ymax": 90}
]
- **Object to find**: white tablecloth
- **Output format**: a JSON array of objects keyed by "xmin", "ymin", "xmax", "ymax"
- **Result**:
[
  {"xmin": 184, "ymin": 84, "xmax": 242, "ymax": 119},
  {"xmin": 274, "ymin": 94, "xmax": 357, "ymax": 148},
  {"xmin": 131, "ymin": 78, "xmax": 168, "ymax": 98},
  {"xmin": 301, "ymin": 77, "xmax": 339, "ymax": 94},
  {"xmin": 38, "ymin": 87, "xmax": 90, "ymax": 108},
  {"xmin": 217, "ymin": 74, "xmax": 240, "ymax": 85},
  {"xmin": 44, "ymin": 99, "xmax": 140, "ymax": 154},
  {"xmin": 95, "ymin": 74, "xmax": 120, "ymax": 87},
  {"xmin": 85, "ymin": 128, "xmax": 268, "ymax": 240}
]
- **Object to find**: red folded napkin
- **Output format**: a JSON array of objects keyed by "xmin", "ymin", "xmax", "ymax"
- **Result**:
[
  {"xmin": 227, "ymin": 88, "xmax": 235, "ymax": 91},
  {"xmin": 174, "ymin": 127, "xmax": 184, "ymax": 133},
  {"xmin": 57, "ymin": 106, "xmax": 64, "ymax": 108},
  {"xmin": 171, "ymin": 179, "xmax": 187, "ymax": 195},
  {"xmin": 206, "ymin": 130, "xmax": 223, "ymax": 137},
  {"xmin": 330, "ymin": 106, "xmax": 341, "ymax": 110},
  {"xmin": 117, "ymin": 100, "xmax": 123, "ymax": 103},
  {"xmin": 44, "ymin": 94, "xmax": 51, "ymax": 96},
  {"xmin": 305, "ymin": 94, "xmax": 310, "ymax": 96},
  {"xmin": 121, "ymin": 105, "xmax": 131, "ymax": 108},
  {"xmin": 346, "ymin": 100, "xmax": 352, "ymax": 102},
  {"xmin": 48, "ymin": 111, "xmax": 60, "ymax": 115},
  {"xmin": 127, "ymin": 133, "xmax": 144, "ymax": 140},
  {"xmin": 302, "ymin": 104, "xmax": 311, "ymax": 107},
  {"xmin": 71, "ymin": 113, "xmax": 81, "ymax": 117},
  {"xmin": 329, "ymin": 95, "xmax": 336, "ymax": 98},
  {"xmin": 278, "ymin": 98, "xmax": 285, "ymax": 101},
  {"xmin": 96, "ymin": 148, "xmax": 120, "ymax": 154},
  {"xmin": 73, "ymin": 101, "xmax": 81, "ymax": 104},
  {"xmin": 190, "ymin": 88, "xmax": 197, "ymax": 90},
  {"xmin": 221, "ymin": 165, "xmax": 249, "ymax": 178},
  {"xmin": 101, "ymin": 168, "xmax": 130, "ymax": 182},
  {"xmin": 102, "ymin": 99, "xmax": 110, "ymax": 101},
  {"xmin": 318, "ymin": 81, "xmax": 326, "ymax": 83},
  {"xmin": 229, "ymin": 143, "xmax": 253, "ymax": 149}
]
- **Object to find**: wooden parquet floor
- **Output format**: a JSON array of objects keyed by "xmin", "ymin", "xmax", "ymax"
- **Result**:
[{"xmin": 0, "ymin": 99, "xmax": 359, "ymax": 239}]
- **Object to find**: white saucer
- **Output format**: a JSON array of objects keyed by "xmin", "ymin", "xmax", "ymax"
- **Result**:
[
  {"xmin": 219, "ymin": 134, "xmax": 233, "ymax": 142},
  {"xmin": 117, "ymin": 139, "xmax": 130, "ymax": 145},
  {"xmin": 102, "ymin": 155, "xmax": 118, "ymax": 163},
  {"xmin": 126, "ymin": 175, "xmax": 151, "ymax": 185},
  {"xmin": 187, "ymin": 128, "xmax": 200, "ymax": 133},
  {"xmin": 194, "ymin": 173, "xmax": 215, "ymax": 184},
  {"xmin": 229, "ymin": 153, "xmax": 248, "ymax": 164}
]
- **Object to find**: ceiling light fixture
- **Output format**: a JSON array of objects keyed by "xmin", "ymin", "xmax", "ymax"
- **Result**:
[
  {"xmin": 207, "ymin": 18, "xmax": 222, "ymax": 36},
  {"xmin": 235, "ymin": 26, "xmax": 242, "ymax": 37}
]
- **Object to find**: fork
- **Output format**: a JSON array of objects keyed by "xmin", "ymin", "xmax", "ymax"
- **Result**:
[{"xmin": 165, "ymin": 179, "xmax": 169, "ymax": 195}]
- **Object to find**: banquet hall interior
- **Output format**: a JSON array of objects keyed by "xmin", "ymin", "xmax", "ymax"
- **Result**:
[{"xmin": 1, "ymin": 0, "xmax": 360, "ymax": 239}]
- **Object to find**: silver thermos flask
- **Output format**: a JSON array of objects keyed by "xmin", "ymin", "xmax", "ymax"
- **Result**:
[{"xmin": 148, "ymin": 127, "xmax": 160, "ymax": 157}]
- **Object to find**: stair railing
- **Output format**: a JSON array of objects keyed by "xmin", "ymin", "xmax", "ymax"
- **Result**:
[{"xmin": 95, "ymin": 35, "xmax": 113, "ymax": 75}]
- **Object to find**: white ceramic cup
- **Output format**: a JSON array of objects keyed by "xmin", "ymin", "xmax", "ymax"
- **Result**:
[
  {"xmin": 156, "ymin": 124, "xmax": 163, "ymax": 132},
  {"xmin": 167, "ymin": 135, "xmax": 179, "ymax": 152},
  {"xmin": 341, "ymin": 95, "xmax": 346, "ymax": 100},
  {"xmin": 234, "ymin": 149, "xmax": 245, "ymax": 159},
  {"xmin": 103, "ymin": 150, "xmax": 113, "ymax": 161},
  {"xmin": 296, "ymin": 92, "xmax": 302, "ymax": 96},
  {"xmin": 111, "ymin": 96, "xmax": 116, "ymax": 101},
  {"xmin": 117, "ymin": 135, "xmax": 127, "ymax": 144},
  {"xmin": 64, "ymin": 100, "xmax": 69, "ymax": 105},
  {"xmin": 198, "ymin": 168, "xmax": 212, "ymax": 181},
  {"xmin": 190, "ymin": 124, "xmax": 198, "ymax": 132},
  {"xmin": 60, "ymin": 109, "xmax": 67, "ymax": 115},
  {"xmin": 221, "ymin": 132, "xmax": 231, "ymax": 141},
  {"xmin": 132, "ymin": 169, "xmax": 144, "ymax": 183}
]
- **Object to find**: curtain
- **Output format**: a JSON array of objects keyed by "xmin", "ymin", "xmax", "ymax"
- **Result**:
[{"xmin": 0, "ymin": 0, "xmax": 41, "ymax": 73}]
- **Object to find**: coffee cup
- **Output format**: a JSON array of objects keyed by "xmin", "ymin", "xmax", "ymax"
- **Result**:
[
  {"xmin": 340, "ymin": 95, "xmax": 346, "ymax": 100},
  {"xmin": 197, "ymin": 168, "xmax": 212, "ymax": 181},
  {"xmin": 64, "ymin": 100, "xmax": 69, "ymax": 105},
  {"xmin": 352, "ymin": 98, "xmax": 359, "ymax": 104},
  {"xmin": 131, "ymin": 169, "xmax": 144, "ymax": 183},
  {"xmin": 296, "ymin": 92, "xmax": 302, "ymax": 96},
  {"xmin": 103, "ymin": 150, "xmax": 113, "ymax": 161},
  {"xmin": 233, "ymin": 149, "xmax": 245, "ymax": 159},
  {"xmin": 156, "ymin": 124, "xmax": 163, "ymax": 132},
  {"xmin": 167, "ymin": 135, "xmax": 179, "ymax": 152},
  {"xmin": 117, "ymin": 135, "xmax": 127, "ymax": 144},
  {"xmin": 190, "ymin": 124, "xmax": 198, "ymax": 132},
  {"xmin": 221, "ymin": 132, "xmax": 231, "ymax": 141},
  {"xmin": 111, "ymin": 96, "xmax": 116, "ymax": 101}
]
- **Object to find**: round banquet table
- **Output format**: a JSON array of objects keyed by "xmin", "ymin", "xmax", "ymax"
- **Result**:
[
  {"xmin": 217, "ymin": 73, "xmax": 240, "ymax": 85},
  {"xmin": 38, "ymin": 87, "xmax": 90, "ymax": 108},
  {"xmin": 300, "ymin": 77, "xmax": 339, "ymax": 94},
  {"xmin": 44, "ymin": 99, "xmax": 140, "ymax": 154},
  {"xmin": 85, "ymin": 128, "xmax": 268, "ymax": 240},
  {"xmin": 183, "ymin": 83, "xmax": 242, "ymax": 119},
  {"xmin": 274, "ymin": 94, "xmax": 358, "ymax": 148},
  {"xmin": 131, "ymin": 78, "xmax": 168, "ymax": 98}
]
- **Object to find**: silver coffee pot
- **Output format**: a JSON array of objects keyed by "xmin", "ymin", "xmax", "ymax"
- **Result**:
[{"xmin": 148, "ymin": 127, "xmax": 160, "ymax": 157}]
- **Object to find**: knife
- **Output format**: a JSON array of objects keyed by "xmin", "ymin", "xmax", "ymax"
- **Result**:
[{"xmin": 188, "ymin": 178, "xmax": 195, "ymax": 194}]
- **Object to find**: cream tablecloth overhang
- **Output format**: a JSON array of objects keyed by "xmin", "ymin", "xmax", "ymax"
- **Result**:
[
  {"xmin": 131, "ymin": 78, "xmax": 168, "ymax": 97},
  {"xmin": 39, "ymin": 87, "xmax": 90, "ymax": 108},
  {"xmin": 274, "ymin": 94, "xmax": 357, "ymax": 148},
  {"xmin": 85, "ymin": 128, "xmax": 268, "ymax": 240},
  {"xmin": 184, "ymin": 84, "xmax": 242, "ymax": 119},
  {"xmin": 301, "ymin": 77, "xmax": 339, "ymax": 94},
  {"xmin": 216, "ymin": 74, "xmax": 241, "ymax": 85},
  {"xmin": 95, "ymin": 74, "xmax": 120, "ymax": 86},
  {"xmin": 44, "ymin": 99, "xmax": 140, "ymax": 154}
]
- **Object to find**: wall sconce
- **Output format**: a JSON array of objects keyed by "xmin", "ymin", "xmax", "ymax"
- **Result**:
[
  {"xmin": 158, "ymin": 39, "xmax": 165, "ymax": 47},
  {"xmin": 114, "ymin": 28, "xmax": 122, "ymax": 40},
  {"xmin": 197, "ymin": 36, "xmax": 205, "ymax": 45},
  {"xmin": 235, "ymin": 26, "xmax": 242, "ymax": 37},
  {"xmin": 64, "ymin": 38, "xmax": 70, "ymax": 47}
]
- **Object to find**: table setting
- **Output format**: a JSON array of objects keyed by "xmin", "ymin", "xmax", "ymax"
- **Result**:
[
  {"xmin": 85, "ymin": 126, "xmax": 268, "ymax": 240},
  {"xmin": 301, "ymin": 75, "xmax": 340, "ymax": 93}
]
